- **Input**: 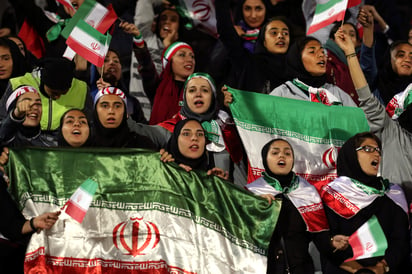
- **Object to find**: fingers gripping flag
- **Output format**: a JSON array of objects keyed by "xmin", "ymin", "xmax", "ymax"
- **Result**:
[
  {"xmin": 345, "ymin": 215, "xmax": 388, "ymax": 261},
  {"xmin": 62, "ymin": 178, "xmax": 98, "ymax": 223}
]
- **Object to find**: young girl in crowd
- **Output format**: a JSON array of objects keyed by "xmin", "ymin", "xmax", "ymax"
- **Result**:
[
  {"xmin": 57, "ymin": 108, "xmax": 91, "ymax": 148},
  {"xmin": 92, "ymin": 87, "xmax": 157, "ymax": 149},
  {"xmin": 0, "ymin": 38, "xmax": 31, "ymax": 96},
  {"xmin": 167, "ymin": 118, "xmax": 229, "ymax": 180},
  {"xmin": 246, "ymin": 138, "xmax": 349, "ymax": 273},
  {"xmin": 320, "ymin": 132, "xmax": 410, "ymax": 273},
  {"xmin": 269, "ymin": 36, "xmax": 357, "ymax": 107},
  {"xmin": 0, "ymin": 85, "xmax": 52, "ymax": 147},
  {"xmin": 159, "ymin": 72, "xmax": 245, "ymax": 184}
]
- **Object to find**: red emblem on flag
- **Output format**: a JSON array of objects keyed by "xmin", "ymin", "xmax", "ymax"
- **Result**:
[
  {"xmin": 322, "ymin": 146, "xmax": 339, "ymax": 169},
  {"xmin": 192, "ymin": 0, "xmax": 212, "ymax": 22},
  {"xmin": 328, "ymin": 8, "xmax": 335, "ymax": 16},
  {"xmin": 113, "ymin": 216, "xmax": 160, "ymax": 257},
  {"xmin": 91, "ymin": 42, "xmax": 100, "ymax": 51}
]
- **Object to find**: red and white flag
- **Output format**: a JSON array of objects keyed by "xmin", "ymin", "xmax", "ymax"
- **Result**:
[
  {"xmin": 345, "ymin": 215, "xmax": 388, "ymax": 261},
  {"xmin": 57, "ymin": 0, "xmax": 75, "ymax": 14},
  {"xmin": 66, "ymin": 19, "xmax": 112, "ymax": 67},
  {"xmin": 61, "ymin": 0, "xmax": 117, "ymax": 39},
  {"xmin": 307, "ymin": 0, "xmax": 349, "ymax": 35},
  {"xmin": 62, "ymin": 178, "xmax": 98, "ymax": 223}
]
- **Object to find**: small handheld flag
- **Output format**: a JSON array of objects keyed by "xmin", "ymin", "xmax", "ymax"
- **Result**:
[
  {"xmin": 345, "ymin": 215, "xmax": 388, "ymax": 261},
  {"xmin": 62, "ymin": 178, "xmax": 98, "ymax": 223}
]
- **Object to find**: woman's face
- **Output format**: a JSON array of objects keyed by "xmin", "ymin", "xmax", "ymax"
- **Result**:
[
  {"xmin": 301, "ymin": 40, "xmax": 327, "ymax": 76},
  {"xmin": 185, "ymin": 77, "xmax": 213, "ymax": 114},
  {"xmin": 0, "ymin": 46, "xmax": 13, "ymax": 80},
  {"xmin": 390, "ymin": 43, "xmax": 412, "ymax": 77},
  {"xmin": 356, "ymin": 138, "xmax": 381, "ymax": 176},
  {"xmin": 101, "ymin": 50, "xmax": 122, "ymax": 85},
  {"xmin": 96, "ymin": 94, "xmax": 125, "ymax": 129},
  {"xmin": 341, "ymin": 23, "xmax": 359, "ymax": 48},
  {"xmin": 61, "ymin": 109, "xmax": 90, "ymax": 147},
  {"xmin": 264, "ymin": 20, "xmax": 290, "ymax": 54},
  {"xmin": 178, "ymin": 120, "xmax": 206, "ymax": 160},
  {"xmin": 242, "ymin": 0, "xmax": 266, "ymax": 28},
  {"xmin": 266, "ymin": 140, "xmax": 294, "ymax": 175},
  {"xmin": 171, "ymin": 48, "xmax": 195, "ymax": 81},
  {"xmin": 8, "ymin": 37, "xmax": 25, "ymax": 56},
  {"xmin": 158, "ymin": 10, "xmax": 180, "ymax": 40},
  {"xmin": 16, "ymin": 92, "xmax": 42, "ymax": 127}
]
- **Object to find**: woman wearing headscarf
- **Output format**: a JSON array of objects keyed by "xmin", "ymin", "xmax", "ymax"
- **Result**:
[
  {"xmin": 167, "ymin": 118, "xmax": 228, "ymax": 180},
  {"xmin": 0, "ymin": 37, "xmax": 31, "ymax": 97},
  {"xmin": 92, "ymin": 87, "xmax": 157, "ymax": 149},
  {"xmin": 57, "ymin": 108, "xmax": 91, "ymax": 148},
  {"xmin": 246, "ymin": 138, "xmax": 349, "ymax": 273},
  {"xmin": 215, "ymin": 0, "xmax": 291, "ymax": 94},
  {"xmin": 158, "ymin": 72, "xmax": 245, "ymax": 183},
  {"xmin": 320, "ymin": 132, "xmax": 410, "ymax": 273}
]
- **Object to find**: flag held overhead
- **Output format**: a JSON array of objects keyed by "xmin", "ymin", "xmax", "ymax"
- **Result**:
[
  {"xmin": 63, "ymin": 178, "xmax": 98, "ymax": 223},
  {"xmin": 307, "ymin": 0, "xmax": 349, "ymax": 35}
]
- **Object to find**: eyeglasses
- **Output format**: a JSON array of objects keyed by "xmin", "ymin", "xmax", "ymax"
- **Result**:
[{"xmin": 356, "ymin": 145, "xmax": 381, "ymax": 155}]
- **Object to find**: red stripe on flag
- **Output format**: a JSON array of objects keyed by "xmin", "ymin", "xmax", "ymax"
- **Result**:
[
  {"xmin": 320, "ymin": 185, "xmax": 359, "ymax": 218},
  {"xmin": 66, "ymin": 37, "xmax": 105, "ymax": 67},
  {"xmin": 348, "ymin": 230, "xmax": 363, "ymax": 259},
  {"xmin": 347, "ymin": 0, "xmax": 361, "ymax": 8},
  {"xmin": 307, "ymin": 10, "xmax": 346, "ymax": 35},
  {"xmin": 95, "ymin": 4, "xmax": 117, "ymax": 34},
  {"xmin": 64, "ymin": 200, "xmax": 86, "ymax": 223}
]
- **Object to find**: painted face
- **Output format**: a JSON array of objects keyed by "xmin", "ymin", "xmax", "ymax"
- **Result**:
[
  {"xmin": 171, "ymin": 48, "xmax": 195, "ymax": 81},
  {"xmin": 178, "ymin": 120, "xmax": 206, "ymax": 160},
  {"xmin": 0, "ymin": 46, "xmax": 13, "ymax": 80},
  {"xmin": 158, "ymin": 10, "xmax": 180, "ymax": 40},
  {"xmin": 390, "ymin": 43, "xmax": 412, "ymax": 77},
  {"xmin": 185, "ymin": 77, "xmax": 213, "ymax": 114},
  {"xmin": 242, "ymin": 0, "xmax": 266, "ymax": 28},
  {"xmin": 96, "ymin": 94, "xmax": 125, "ymax": 129},
  {"xmin": 264, "ymin": 20, "xmax": 290, "ymax": 54},
  {"xmin": 102, "ymin": 50, "xmax": 122, "ymax": 85},
  {"xmin": 341, "ymin": 23, "xmax": 359, "ymax": 47},
  {"xmin": 356, "ymin": 138, "xmax": 381, "ymax": 176},
  {"xmin": 301, "ymin": 40, "xmax": 327, "ymax": 76},
  {"xmin": 8, "ymin": 37, "xmax": 25, "ymax": 56},
  {"xmin": 61, "ymin": 109, "xmax": 90, "ymax": 147},
  {"xmin": 16, "ymin": 92, "xmax": 42, "ymax": 127},
  {"xmin": 266, "ymin": 140, "xmax": 294, "ymax": 175},
  {"xmin": 43, "ymin": 86, "xmax": 69, "ymax": 100}
]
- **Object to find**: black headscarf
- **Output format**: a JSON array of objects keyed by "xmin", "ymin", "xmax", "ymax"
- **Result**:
[
  {"xmin": 376, "ymin": 41, "xmax": 412, "ymax": 105},
  {"xmin": 92, "ymin": 96, "xmax": 155, "ymax": 149},
  {"xmin": 261, "ymin": 138, "xmax": 294, "ymax": 187},
  {"xmin": 0, "ymin": 38, "xmax": 31, "ymax": 96},
  {"xmin": 39, "ymin": 57, "xmax": 75, "ymax": 91},
  {"xmin": 285, "ymin": 36, "xmax": 327, "ymax": 88},
  {"xmin": 232, "ymin": 0, "xmax": 270, "ymax": 27},
  {"xmin": 337, "ymin": 132, "xmax": 382, "ymax": 188},
  {"xmin": 167, "ymin": 119, "xmax": 209, "ymax": 171}
]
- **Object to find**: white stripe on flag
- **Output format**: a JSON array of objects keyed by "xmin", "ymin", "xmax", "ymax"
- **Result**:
[
  {"xmin": 84, "ymin": 3, "xmax": 108, "ymax": 29},
  {"xmin": 70, "ymin": 187, "xmax": 93, "ymax": 211},
  {"xmin": 68, "ymin": 26, "xmax": 107, "ymax": 60}
]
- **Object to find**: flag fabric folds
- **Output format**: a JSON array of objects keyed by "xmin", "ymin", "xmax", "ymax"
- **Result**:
[
  {"xmin": 171, "ymin": 0, "xmax": 218, "ymax": 37},
  {"xmin": 61, "ymin": 0, "xmax": 117, "ymax": 39},
  {"xmin": 66, "ymin": 20, "xmax": 111, "ymax": 67},
  {"xmin": 307, "ymin": 0, "xmax": 349, "ymax": 35},
  {"xmin": 345, "ymin": 215, "xmax": 388, "ymax": 261},
  {"xmin": 6, "ymin": 147, "xmax": 280, "ymax": 273},
  {"xmin": 227, "ymin": 86, "xmax": 369, "ymax": 189},
  {"xmin": 62, "ymin": 178, "xmax": 98, "ymax": 223}
]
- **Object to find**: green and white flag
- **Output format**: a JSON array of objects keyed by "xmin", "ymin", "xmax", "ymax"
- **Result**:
[
  {"xmin": 345, "ymin": 215, "xmax": 388, "ymax": 261},
  {"xmin": 227, "ymin": 86, "xmax": 369, "ymax": 190},
  {"xmin": 307, "ymin": 0, "xmax": 348, "ymax": 35},
  {"xmin": 6, "ymin": 147, "xmax": 280, "ymax": 273}
]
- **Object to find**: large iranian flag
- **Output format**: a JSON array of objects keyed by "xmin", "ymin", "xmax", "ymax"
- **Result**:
[
  {"xmin": 66, "ymin": 19, "xmax": 111, "ymax": 67},
  {"xmin": 307, "ymin": 0, "xmax": 349, "ymax": 35},
  {"xmin": 61, "ymin": 0, "xmax": 117, "ymax": 39},
  {"xmin": 228, "ymin": 86, "xmax": 369, "ymax": 190},
  {"xmin": 6, "ymin": 147, "xmax": 279, "ymax": 273}
]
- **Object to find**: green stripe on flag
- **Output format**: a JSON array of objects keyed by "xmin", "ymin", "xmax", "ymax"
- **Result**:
[
  {"xmin": 61, "ymin": 0, "xmax": 97, "ymax": 38},
  {"xmin": 368, "ymin": 215, "xmax": 388, "ymax": 257},
  {"xmin": 228, "ymin": 86, "xmax": 369, "ymax": 143},
  {"xmin": 6, "ymin": 147, "xmax": 280, "ymax": 253},
  {"xmin": 80, "ymin": 178, "xmax": 98, "ymax": 194},
  {"xmin": 315, "ymin": 0, "xmax": 347, "ymax": 14}
]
